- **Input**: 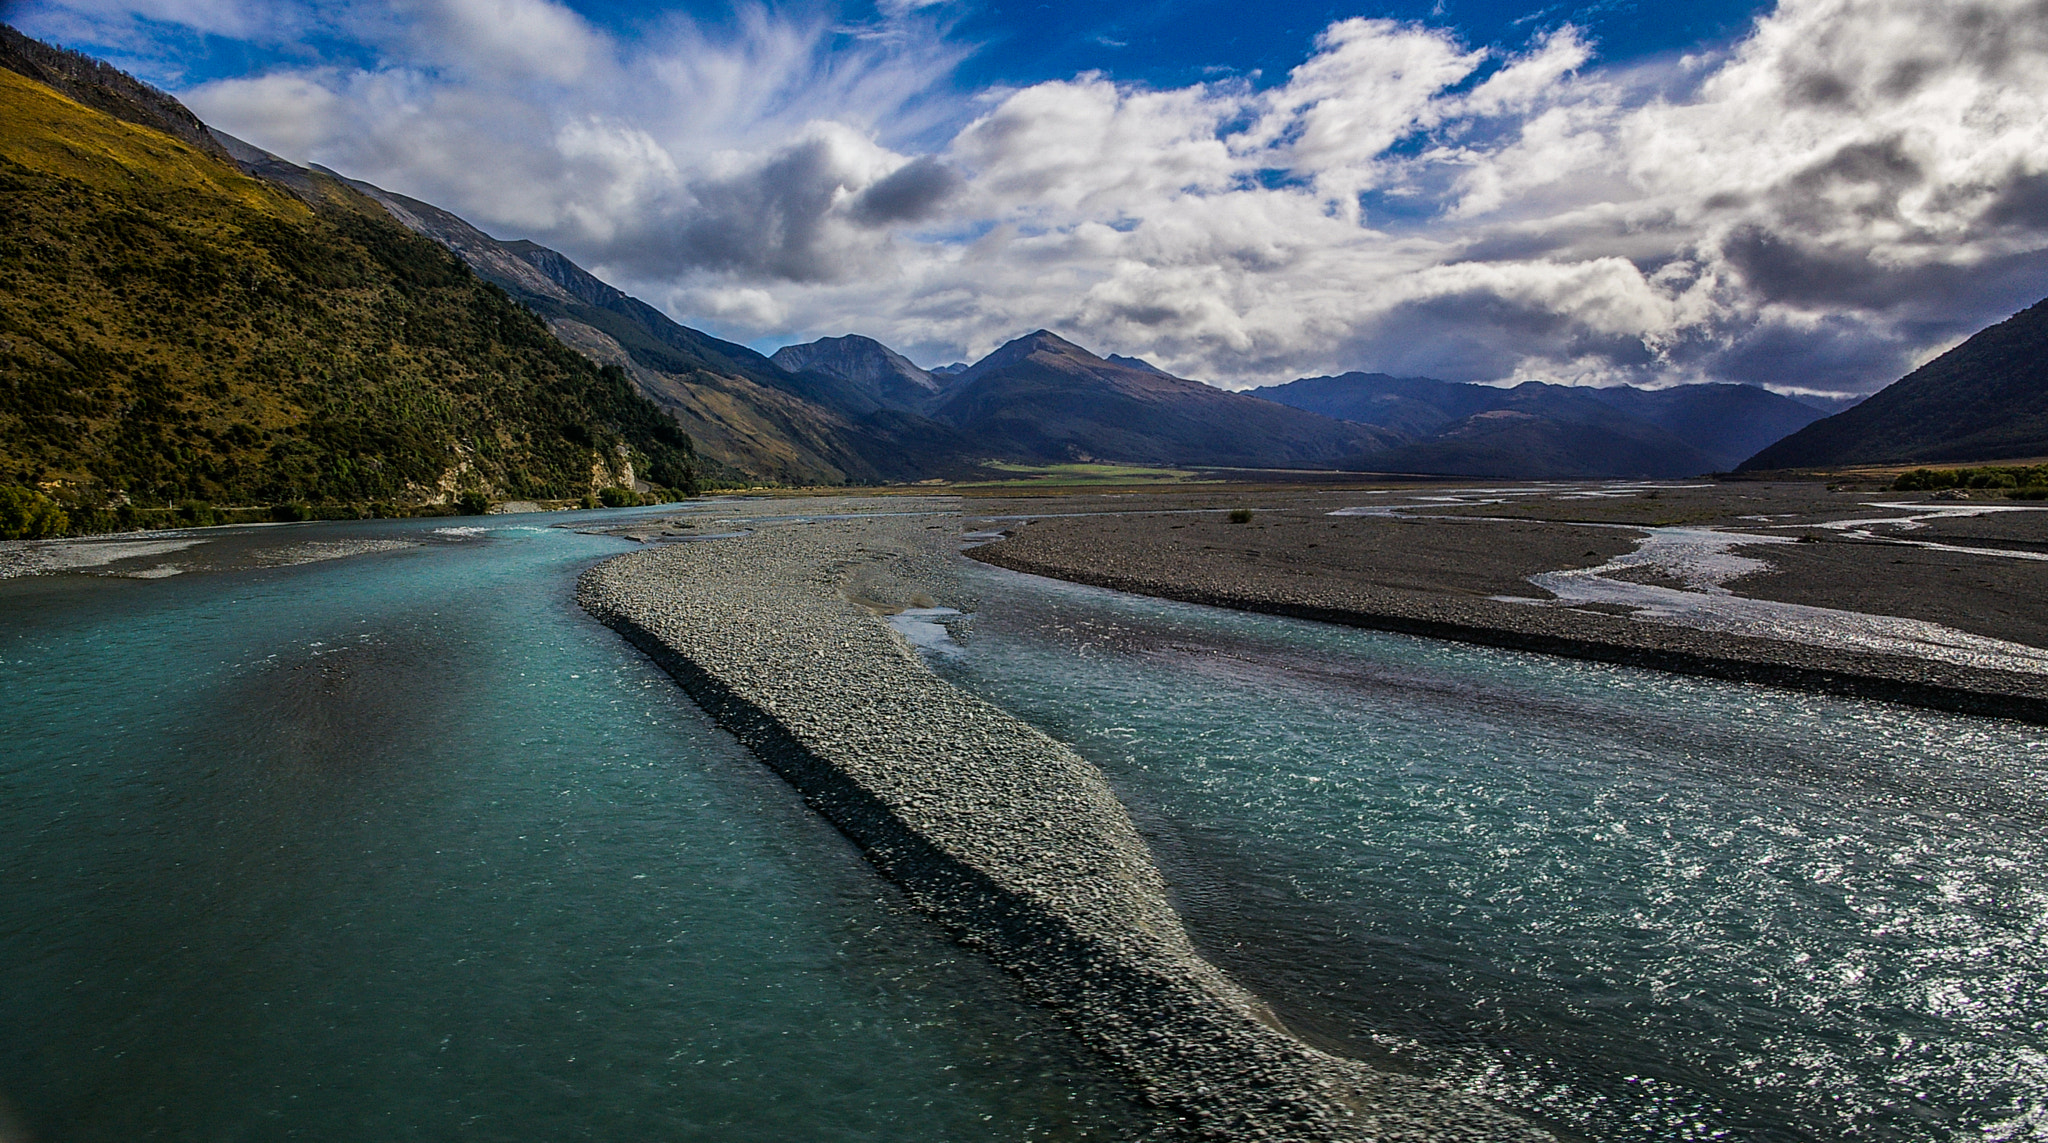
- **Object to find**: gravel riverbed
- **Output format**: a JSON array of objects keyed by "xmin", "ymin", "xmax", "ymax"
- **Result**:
[{"xmin": 576, "ymin": 498, "xmax": 1549, "ymax": 1143}]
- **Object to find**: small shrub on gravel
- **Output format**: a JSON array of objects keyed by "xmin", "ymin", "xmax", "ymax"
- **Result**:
[{"xmin": 1229, "ymin": 508, "xmax": 1253, "ymax": 523}]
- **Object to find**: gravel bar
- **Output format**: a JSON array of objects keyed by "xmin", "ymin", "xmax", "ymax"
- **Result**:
[
  {"xmin": 969, "ymin": 519, "xmax": 2048, "ymax": 726},
  {"xmin": 577, "ymin": 500, "xmax": 1549, "ymax": 1143}
]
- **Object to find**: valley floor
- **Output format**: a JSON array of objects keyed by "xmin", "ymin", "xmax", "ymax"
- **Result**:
[{"xmin": 961, "ymin": 479, "xmax": 2048, "ymax": 723}]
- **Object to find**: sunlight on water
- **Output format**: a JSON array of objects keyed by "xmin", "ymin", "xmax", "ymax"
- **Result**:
[{"xmin": 929, "ymin": 561, "xmax": 2048, "ymax": 1143}]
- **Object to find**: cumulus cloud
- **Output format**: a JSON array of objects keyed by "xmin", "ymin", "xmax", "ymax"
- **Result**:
[{"xmin": 15, "ymin": 0, "xmax": 2048, "ymax": 392}]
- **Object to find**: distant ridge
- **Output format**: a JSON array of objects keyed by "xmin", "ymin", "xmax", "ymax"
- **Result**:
[
  {"xmin": 0, "ymin": 22, "xmax": 230, "ymax": 161},
  {"xmin": 1253, "ymin": 372, "xmax": 1826, "ymax": 477},
  {"xmin": 1740, "ymin": 297, "xmax": 2048, "ymax": 469},
  {"xmin": 1106, "ymin": 354, "xmax": 1170, "ymax": 376},
  {"xmin": 929, "ymin": 331, "xmax": 1395, "ymax": 468}
]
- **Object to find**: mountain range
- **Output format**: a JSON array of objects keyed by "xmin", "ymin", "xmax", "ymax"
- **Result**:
[
  {"xmin": 5, "ymin": 23, "xmax": 2040, "ymax": 532},
  {"xmin": 1250, "ymin": 373, "xmax": 1833, "ymax": 478}
]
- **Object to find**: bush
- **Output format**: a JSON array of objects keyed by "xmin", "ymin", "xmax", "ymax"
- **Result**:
[
  {"xmin": 1228, "ymin": 507, "xmax": 1253, "ymax": 523},
  {"xmin": 176, "ymin": 500, "xmax": 220, "ymax": 526},
  {"xmin": 1895, "ymin": 465, "xmax": 2048, "ymax": 491},
  {"xmin": 271, "ymin": 501, "xmax": 310, "ymax": 522},
  {"xmin": 598, "ymin": 485, "xmax": 638, "ymax": 508},
  {"xmin": 457, "ymin": 490, "xmax": 492, "ymax": 515},
  {"xmin": 0, "ymin": 487, "xmax": 69, "ymax": 539}
]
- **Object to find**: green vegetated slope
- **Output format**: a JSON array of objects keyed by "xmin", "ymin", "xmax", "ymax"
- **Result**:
[
  {"xmin": 1741, "ymin": 297, "xmax": 2048, "ymax": 470},
  {"xmin": 0, "ymin": 59, "xmax": 696, "ymax": 533},
  {"xmin": 341, "ymin": 179, "xmax": 977, "ymax": 486}
]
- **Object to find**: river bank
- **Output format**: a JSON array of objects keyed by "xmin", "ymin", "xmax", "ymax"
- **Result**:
[
  {"xmin": 963, "ymin": 482, "xmax": 2048, "ymax": 724},
  {"xmin": 575, "ymin": 499, "xmax": 1549, "ymax": 1143}
]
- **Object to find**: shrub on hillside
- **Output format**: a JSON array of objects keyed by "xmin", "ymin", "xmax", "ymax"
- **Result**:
[{"xmin": 0, "ymin": 486, "xmax": 68, "ymax": 539}]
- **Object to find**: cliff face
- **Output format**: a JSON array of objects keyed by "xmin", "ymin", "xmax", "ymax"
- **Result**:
[{"xmin": 0, "ymin": 53, "xmax": 696, "ymax": 527}]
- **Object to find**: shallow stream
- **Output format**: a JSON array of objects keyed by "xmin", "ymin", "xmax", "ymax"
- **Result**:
[{"xmin": 925, "ymin": 558, "xmax": 2048, "ymax": 1143}]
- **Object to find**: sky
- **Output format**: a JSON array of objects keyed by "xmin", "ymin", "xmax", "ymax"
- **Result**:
[{"xmin": 9, "ymin": 0, "xmax": 2048, "ymax": 394}]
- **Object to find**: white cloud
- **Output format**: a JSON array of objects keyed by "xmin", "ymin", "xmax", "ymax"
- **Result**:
[
  {"xmin": 406, "ymin": 0, "xmax": 606, "ymax": 83},
  {"xmin": 18, "ymin": 0, "xmax": 2048, "ymax": 392}
]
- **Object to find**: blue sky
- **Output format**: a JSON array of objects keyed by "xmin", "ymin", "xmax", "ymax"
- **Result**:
[
  {"xmin": 29, "ymin": 0, "xmax": 1779, "ymax": 88},
  {"xmin": 9, "ymin": 0, "xmax": 2048, "ymax": 391}
]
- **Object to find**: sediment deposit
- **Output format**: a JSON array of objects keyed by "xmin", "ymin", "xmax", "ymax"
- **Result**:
[
  {"xmin": 965, "ymin": 485, "xmax": 2048, "ymax": 724},
  {"xmin": 577, "ymin": 500, "xmax": 1548, "ymax": 1143}
]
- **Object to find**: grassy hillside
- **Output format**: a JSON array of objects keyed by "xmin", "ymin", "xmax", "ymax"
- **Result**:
[{"xmin": 0, "ymin": 62, "xmax": 696, "ymax": 534}]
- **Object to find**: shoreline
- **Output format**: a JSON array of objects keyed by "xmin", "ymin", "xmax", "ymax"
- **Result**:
[
  {"xmin": 959, "ymin": 483, "xmax": 2048, "ymax": 726},
  {"xmin": 967, "ymin": 548, "xmax": 2048, "ymax": 725},
  {"xmin": 576, "ymin": 502, "xmax": 1549, "ymax": 1143}
]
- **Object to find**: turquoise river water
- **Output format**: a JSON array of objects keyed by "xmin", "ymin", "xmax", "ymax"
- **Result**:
[
  {"xmin": 916, "ymin": 558, "xmax": 2048, "ymax": 1143},
  {"xmin": 0, "ymin": 513, "xmax": 1136, "ymax": 1143},
  {"xmin": 6, "ymin": 511, "xmax": 2045, "ymax": 1143}
]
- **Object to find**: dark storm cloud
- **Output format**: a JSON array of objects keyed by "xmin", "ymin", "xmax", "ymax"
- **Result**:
[
  {"xmin": 1984, "ymin": 169, "xmax": 2048, "ymax": 230},
  {"xmin": 847, "ymin": 156, "xmax": 961, "ymax": 226}
]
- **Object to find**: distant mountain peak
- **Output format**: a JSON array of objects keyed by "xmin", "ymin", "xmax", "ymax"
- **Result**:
[
  {"xmin": 960, "ymin": 329, "xmax": 1109, "ymax": 383},
  {"xmin": 770, "ymin": 333, "xmax": 944, "ymax": 415}
]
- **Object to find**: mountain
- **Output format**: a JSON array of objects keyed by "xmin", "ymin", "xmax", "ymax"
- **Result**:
[
  {"xmin": 1248, "ymin": 373, "xmax": 1507, "ymax": 437},
  {"xmin": 0, "ymin": 45, "xmax": 696, "ymax": 532},
  {"xmin": 313, "ymin": 173, "xmax": 975, "ymax": 485},
  {"xmin": 1252, "ymin": 372, "xmax": 1825, "ymax": 476},
  {"xmin": 770, "ymin": 335, "xmax": 944, "ymax": 414},
  {"xmin": 1579, "ymin": 384, "xmax": 1828, "ymax": 471},
  {"xmin": 929, "ymin": 331, "xmax": 1396, "ymax": 468},
  {"xmin": 1369, "ymin": 410, "xmax": 1716, "ymax": 479},
  {"xmin": 1740, "ymin": 297, "xmax": 2048, "ymax": 470}
]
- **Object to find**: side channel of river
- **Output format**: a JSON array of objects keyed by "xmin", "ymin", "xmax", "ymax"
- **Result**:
[
  {"xmin": 0, "ymin": 512, "xmax": 1138, "ymax": 1143},
  {"xmin": 918, "ymin": 558, "xmax": 2048, "ymax": 1143}
]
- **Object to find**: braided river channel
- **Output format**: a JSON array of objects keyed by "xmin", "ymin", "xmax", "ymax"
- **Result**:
[{"xmin": 4, "ymin": 508, "xmax": 2045, "ymax": 1143}]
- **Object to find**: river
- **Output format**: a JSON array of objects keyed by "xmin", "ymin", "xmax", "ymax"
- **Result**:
[
  {"xmin": 6, "ymin": 508, "xmax": 2044, "ymax": 1142},
  {"xmin": 0, "ymin": 512, "xmax": 1135, "ymax": 1143},
  {"xmin": 919, "ymin": 558, "xmax": 2048, "ymax": 1143}
]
